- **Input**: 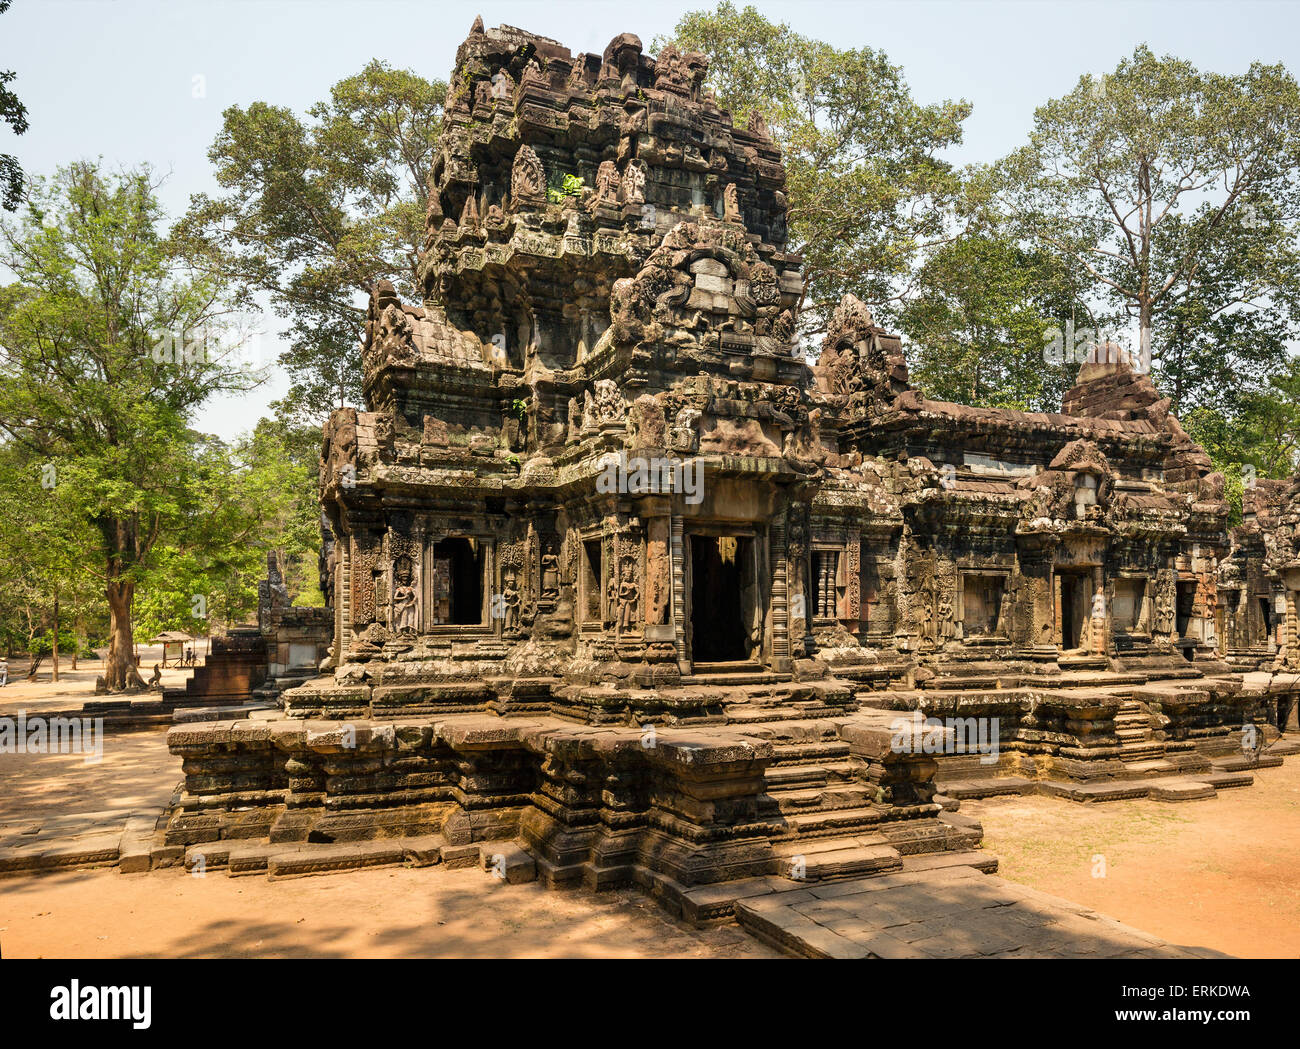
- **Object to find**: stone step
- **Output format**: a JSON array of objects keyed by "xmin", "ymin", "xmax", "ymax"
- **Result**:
[
  {"xmin": 937, "ymin": 776, "xmax": 1036, "ymax": 800},
  {"xmin": 763, "ymin": 764, "xmax": 829, "ymax": 789},
  {"xmin": 779, "ymin": 806, "xmax": 884, "ymax": 838},
  {"xmin": 1212, "ymin": 752, "xmax": 1285, "ymax": 772},
  {"xmin": 1039, "ymin": 780, "xmax": 1152, "ymax": 803},
  {"xmin": 1197, "ymin": 771, "xmax": 1254, "ymax": 790},
  {"xmin": 776, "ymin": 843, "xmax": 902, "ymax": 882},
  {"xmin": 1148, "ymin": 779, "xmax": 1217, "ymax": 802},
  {"xmin": 899, "ymin": 849, "xmax": 999, "ymax": 875},
  {"xmin": 1120, "ymin": 758, "xmax": 1179, "ymax": 777},
  {"xmin": 764, "ymin": 785, "xmax": 876, "ymax": 814},
  {"xmin": 735, "ymin": 869, "xmax": 1191, "ymax": 959},
  {"xmin": 269, "ymin": 840, "xmax": 407, "ymax": 878},
  {"xmin": 680, "ymin": 672, "xmax": 790, "ymax": 686},
  {"xmin": 189, "ymin": 834, "xmax": 451, "ymax": 878},
  {"xmin": 1059, "ymin": 656, "xmax": 1109, "ymax": 670},
  {"xmin": 478, "ymin": 842, "xmax": 538, "ymax": 884},
  {"xmin": 769, "ymin": 741, "xmax": 852, "ymax": 765}
]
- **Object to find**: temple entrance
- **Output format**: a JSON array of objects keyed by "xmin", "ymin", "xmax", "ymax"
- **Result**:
[
  {"xmin": 1176, "ymin": 581, "xmax": 1196, "ymax": 638},
  {"xmin": 690, "ymin": 534, "xmax": 755, "ymax": 664},
  {"xmin": 1058, "ymin": 571, "xmax": 1090, "ymax": 651}
]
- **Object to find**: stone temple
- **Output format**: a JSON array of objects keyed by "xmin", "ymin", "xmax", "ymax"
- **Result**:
[{"xmin": 167, "ymin": 22, "xmax": 1298, "ymax": 920}]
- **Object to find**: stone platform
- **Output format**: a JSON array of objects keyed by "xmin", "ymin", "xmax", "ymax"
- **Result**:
[{"xmin": 734, "ymin": 864, "xmax": 1226, "ymax": 959}]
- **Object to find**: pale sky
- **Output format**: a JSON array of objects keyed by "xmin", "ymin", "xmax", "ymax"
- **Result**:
[{"xmin": 6, "ymin": 0, "xmax": 1300, "ymax": 439}]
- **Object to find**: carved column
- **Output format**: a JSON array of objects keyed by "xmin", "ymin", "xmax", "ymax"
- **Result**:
[
  {"xmin": 769, "ymin": 517, "xmax": 790, "ymax": 672},
  {"xmin": 671, "ymin": 513, "xmax": 688, "ymax": 671}
]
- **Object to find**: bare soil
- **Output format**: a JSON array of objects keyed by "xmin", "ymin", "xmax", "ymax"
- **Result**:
[
  {"xmin": 0, "ymin": 865, "xmax": 779, "ymax": 959},
  {"xmin": 965, "ymin": 757, "xmax": 1300, "ymax": 958}
]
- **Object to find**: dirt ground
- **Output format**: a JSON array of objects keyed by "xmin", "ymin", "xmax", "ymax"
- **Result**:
[
  {"xmin": 965, "ymin": 756, "xmax": 1300, "ymax": 958},
  {"xmin": 0, "ymin": 726, "xmax": 777, "ymax": 958},
  {"xmin": 2, "ymin": 709, "xmax": 1299, "ymax": 957},
  {"xmin": 0, "ymin": 644, "xmax": 197, "ymax": 716},
  {"xmin": 0, "ymin": 865, "xmax": 779, "ymax": 959}
]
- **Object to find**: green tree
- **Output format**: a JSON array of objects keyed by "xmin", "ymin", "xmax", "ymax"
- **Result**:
[
  {"xmin": 0, "ymin": 442, "xmax": 101, "ymax": 675},
  {"xmin": 997, "ymin": 45, "xmax": 1300, "ymax": 414},
  {"xmin": 899, "ymin": 228, "xmax": 1094, "ymax": 411},
  {"xmin": 0, "ymin": 163, "xmax": 258, "ymax": 690},
  {"xmin": 0, "ymin": 0, "xmax": 28, "ymax": 211},
  {"xmin": 133, "ymin": 420, "xmax": 325, "ymax": 640},
  {"xmin": 176, "ymin": 61, "xmax": 446, "ymax": 420},
  {"xmin": 660, "ymin": 3, "xmax": 970, "ymax": 337}
]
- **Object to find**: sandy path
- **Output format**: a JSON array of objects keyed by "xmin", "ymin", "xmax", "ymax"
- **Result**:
[
  {"xmin": 0, "ymin": 865, "xmax": 780, "ymax": 959},
  {"xmin": 966, "ymin": 757, "xmax": 1300, "ymax": 958}
]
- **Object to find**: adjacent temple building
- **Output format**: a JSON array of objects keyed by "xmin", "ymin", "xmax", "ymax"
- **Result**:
[{"xmin": 168, "ymin": 23, "xmax": 1298, "ymax": 913}]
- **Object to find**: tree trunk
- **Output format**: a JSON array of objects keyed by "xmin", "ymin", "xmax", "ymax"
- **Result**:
[
  {"xmin": 51, "ymin": 588, "xmax": 60, "ymax": 683},
  {"xmin": 1139, "ymin": 297, "xmax": 1153, "ymax": 375},
  {"xmin": 105, "ymin": 576, "xmax": 136, "ymax": 691}
]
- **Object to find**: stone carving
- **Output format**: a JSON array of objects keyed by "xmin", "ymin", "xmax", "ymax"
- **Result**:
[
  {"xmin": 541, "ymin": 541, "xmax": 560, "ymax": 603},
  {"xmin": 617, "ymin": 555, "xmax": 639, "ymax": 634},
  {"xmin": 502, "ymin": 572, "xmax": 521, "ymax": 633},
  {"xmin": 592, "ymin": 379, "xmax": 625, "ymax": 423},
  {"xmin": 722, "ymin": 183, "xmax": 741, "ymax": 224},
  {"xmin": 629, "ymin": 394, "xmax": 666, "ymax": 448},
  {"xmin": 670, "ymin": 406, "xmax": 702, "ymax": 452},
  {"xmin": 511, "ymin": 145, "xmax": 546, "ymax": 209},
  {"xmin": 621, "ymin": 161, "xmax": 646, "ymax": 204},
  {"xmin": 459, "ymin": 193, "xmax": 480, "ymax": 229},
  {"xmin": 1154, "ymin": 577, "xmax": 1176, "ymax": 636},
  {"xmin": 391, "ymin": 555, "xmax": 418, "ymax": 634},
  {"xmin": 589, "ymin": 160, "xmax": 620, "ymax": 212}
]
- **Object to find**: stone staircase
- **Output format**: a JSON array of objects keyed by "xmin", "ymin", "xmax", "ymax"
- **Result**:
[{"xmin": 1115, "ymin": 698, "xmax": 1166, "ymax": 762}]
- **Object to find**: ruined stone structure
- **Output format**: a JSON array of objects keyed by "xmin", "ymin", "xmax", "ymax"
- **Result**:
[
  {"xmin": 166, "ymin": 23, "xmax": 1298, "ymax": 915},
  {"xmin": 253, "ymin": 552, "xmax": 332, "ymax": 701}
]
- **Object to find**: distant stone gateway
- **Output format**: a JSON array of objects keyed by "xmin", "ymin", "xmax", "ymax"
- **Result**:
[{"xmin": 166, "ymin": 22, "xmax": 1299, "ymax": 919}]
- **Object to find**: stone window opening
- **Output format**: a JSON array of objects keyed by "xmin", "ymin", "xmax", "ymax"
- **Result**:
[
  {"xmin": 1258, "ymin": 596, "xmax": 1274, "ymax": 644},
  {"xmin": 1112, "ymin": 577, "xmax": 1148, "ymax": 633},
  {"xmin": 1175, "ymin": 580, "xmax": 1197, "ymax": 638},
  {"xmin": 430, "ymin": 537, "xmax": 484, "ymax": 625},
  {"xmin": 961, "ymin": 574, "xmax": 1006, "ymax": 637},
  {"xmin": 1057, "ymin": 570, "xmax": 1092, "ymax": 651},
  {"xmin": 812, "ymin": 550, "xmax": 839, "ymax": 621},
  {"xmin": 580, "ymin": 539, "xmax": 603, "ymax": 625}
]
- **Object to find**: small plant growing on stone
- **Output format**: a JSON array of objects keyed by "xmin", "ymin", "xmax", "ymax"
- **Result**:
[{"xmin": 547, "ymin": 173, "xmax": 586, "ymax": 204}]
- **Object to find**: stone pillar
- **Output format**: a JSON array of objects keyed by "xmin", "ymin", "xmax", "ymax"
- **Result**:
[
  {"xmin": 1288, "ymin": 590, "xmax": 1299, "ymax": 669},
  {"xmin": 670, "ymin": 514, "xmax": 687, "ymax": 671},
  {"xmin": 1092, "ymin": 565, "xmax": 1107, "ymax": 655},
  {"xmin": 769, "ymin": 516, "xmax": 790, "ymax": 672}
]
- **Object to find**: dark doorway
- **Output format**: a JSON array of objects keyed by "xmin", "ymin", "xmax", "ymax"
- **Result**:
[
  {"xmin": 580, "ymin": 540, "xmax": 602, "ymax": 623},
  {"xmin": 691, "ymin": 535, "xmax": 751, "ymax": 663},
  {"xmin": 431, "ymin": 537, "xmax": 482, "ymax": 624},
  {"xmin": 1258, "ymin": 596, "xmax": 1273, "ymax": 644},
  {"xmin": 1059, "ymin": 572, "xmax": 1088, "ymax": 650},
  {"xmin": 1176, "ymin": 581, "xmax": 1196, "ymax": 638}
]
